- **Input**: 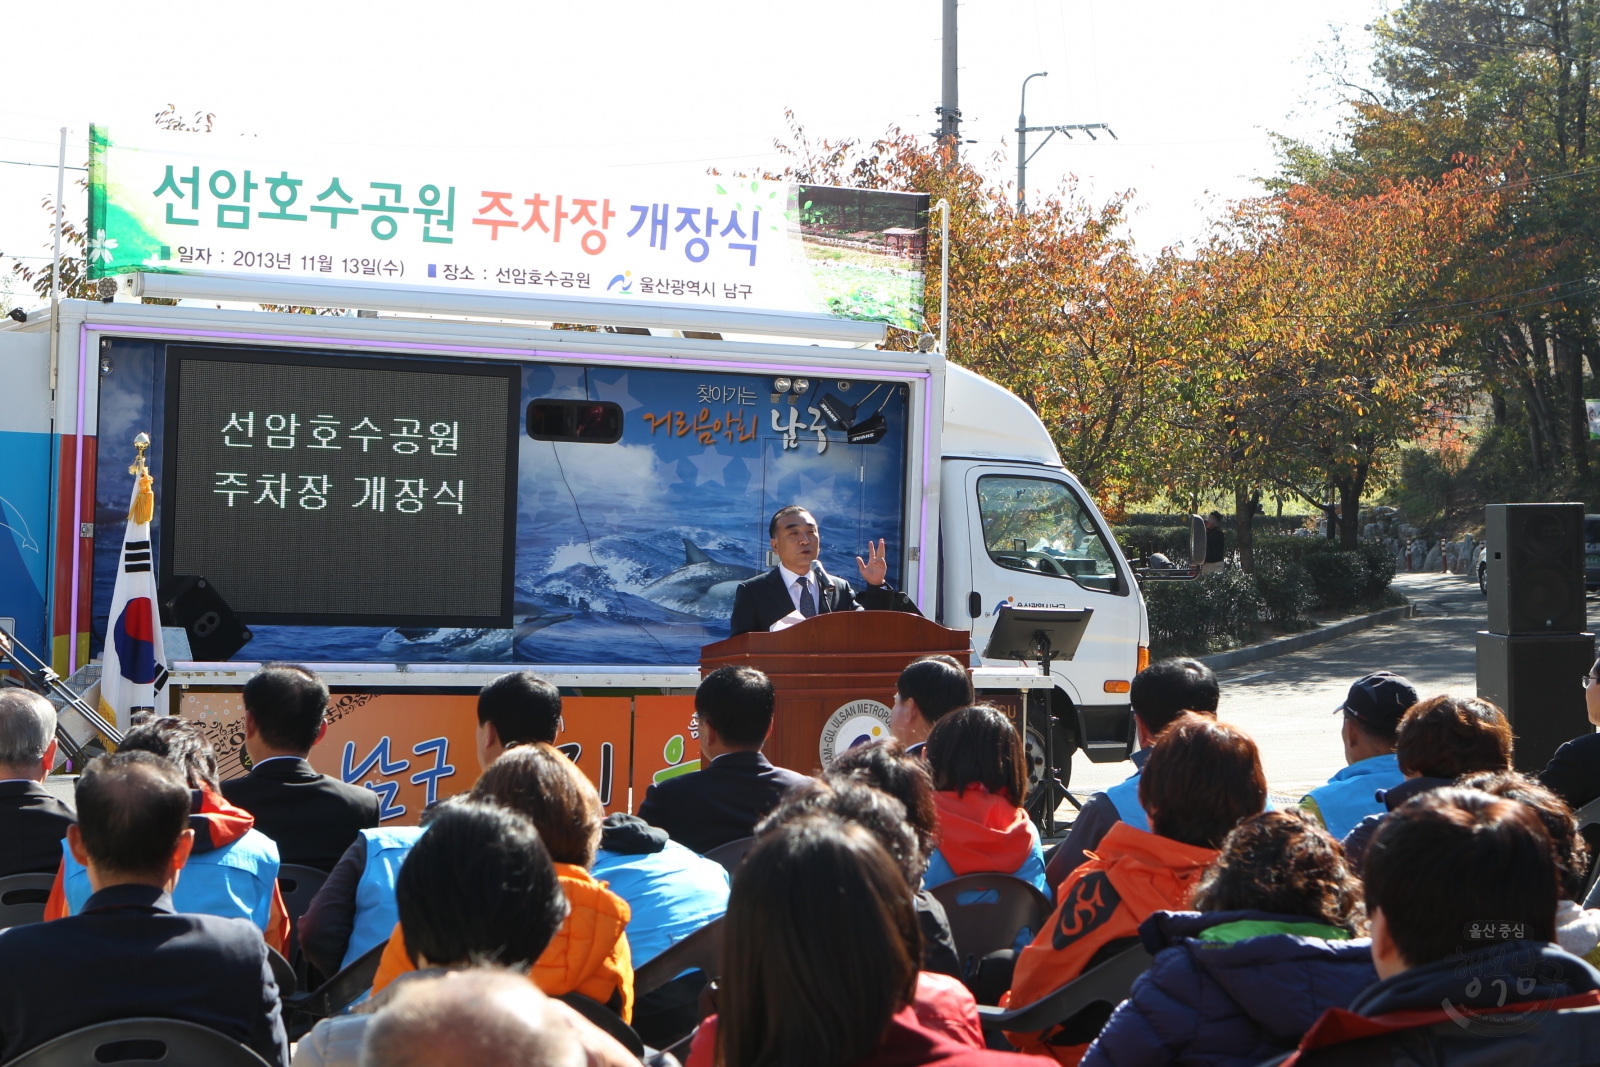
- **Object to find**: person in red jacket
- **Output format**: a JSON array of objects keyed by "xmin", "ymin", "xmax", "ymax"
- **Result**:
[
  {"xmin": 1005, "ymin": 715, "xmax": 1269, "ymax": 1065},
  {"xmin": 689, "ymin": 819, "xmax": 1021, "ymax": 1067}
]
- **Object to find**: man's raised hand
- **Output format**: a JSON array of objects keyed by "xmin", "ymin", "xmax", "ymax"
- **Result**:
[{"xmin": 857, "ymin": 538, "xmax": 889, "ymax": 587}]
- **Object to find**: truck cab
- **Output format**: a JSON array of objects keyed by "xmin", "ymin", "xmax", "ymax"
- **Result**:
[{"xmin": 940, "ymin": 364, "xmax": 1145, "ymax": 784}]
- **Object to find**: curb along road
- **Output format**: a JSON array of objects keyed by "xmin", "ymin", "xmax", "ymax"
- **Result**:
[{"xmin": 1197, "ymin": 601, "xmax": 1416, "ymax": 673}]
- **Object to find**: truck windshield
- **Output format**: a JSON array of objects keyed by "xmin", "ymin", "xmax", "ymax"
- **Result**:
[{"xmin": 976, "ymin": 475, "xmax": 1120, "ymax": 593}]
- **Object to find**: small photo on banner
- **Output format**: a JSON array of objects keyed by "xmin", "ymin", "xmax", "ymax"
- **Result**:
[{"xmin": 632, "ymin": 694, "xmax": 701, "ymax": 806}]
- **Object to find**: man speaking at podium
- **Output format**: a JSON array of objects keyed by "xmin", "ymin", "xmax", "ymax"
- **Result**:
[{"xmin": 729, "ymin": 505, "xmax": 920, "ymax": 637}]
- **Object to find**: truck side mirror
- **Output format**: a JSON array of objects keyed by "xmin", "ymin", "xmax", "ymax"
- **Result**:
[{"xmin": 1190, "ymin": 514, "xmax": 1207, "ymax": 566}]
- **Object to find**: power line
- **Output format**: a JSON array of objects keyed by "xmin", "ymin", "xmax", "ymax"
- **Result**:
[{"xmin": 0, "ymin": 158, "xmax": 87, "ymax": 172}]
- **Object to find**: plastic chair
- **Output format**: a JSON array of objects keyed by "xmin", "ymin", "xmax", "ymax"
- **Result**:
[
  {"xmin": 266, "ymin": 946, "xmax": 297, "ymax": 998},
  {"xmin": 0, "ymin": 872, "xmax": 54, "ymax": 930},
  {"xmin": 929, "ymin": 873, "xmax": 1053, "ymax": 976},
  {"xmin": 6, "ymin": 1017, "xmax": 273, "ymax": 1067},
  {"xmin": 702, "ymin": 836, "xmax": 756, "ymax": 874},
  {"xmin": 557, "ymin": 993, "xmax": 646, "ymax": 1059},
  {"xmin": 276, "ymin": 864, "xmax": 329, "ymax": 989},
  {"xmin": 976, "ymin": 941, "xmax": 1152, "ymax": 1035},
  {"xmin": 634, "ymin": 916, "xmax": 725, "ymax": 996},
  {"xmin": 283, "ymin": 938, "xmax": 389, "ymax": 1041}
]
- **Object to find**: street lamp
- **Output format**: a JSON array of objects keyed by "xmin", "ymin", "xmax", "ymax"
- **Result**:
[
  {"xmin": 1017, "ymin": 72, "xmax": 1048, "ymax": 214},
  {"xmin": 1015, "ymin": 73, "xmax": 1116, "ymax": 215}
]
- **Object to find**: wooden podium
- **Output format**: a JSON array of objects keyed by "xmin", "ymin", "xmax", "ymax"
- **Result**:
[{"xmin": 700, "ymin": 612, "xmax": 972, "ymax": 775}]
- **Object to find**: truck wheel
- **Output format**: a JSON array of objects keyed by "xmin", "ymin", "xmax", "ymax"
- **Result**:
[
  {"xmin": 1478, "ymin": 561, "xmax": 1488, "ymax": 597},
  {"xmin": 1024, "ymin": 704, "xmax": 1074, "ymax": 797}
]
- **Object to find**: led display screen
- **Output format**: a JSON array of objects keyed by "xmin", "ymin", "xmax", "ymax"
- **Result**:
[{"xmin": 160, "ymin": 345, "xmax": 518, "ymax": 625}]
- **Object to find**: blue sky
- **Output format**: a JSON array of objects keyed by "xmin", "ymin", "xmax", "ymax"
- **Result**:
[{"xmin": 0, "ymin": 0, "xmax": 1389, "ymax": 300}]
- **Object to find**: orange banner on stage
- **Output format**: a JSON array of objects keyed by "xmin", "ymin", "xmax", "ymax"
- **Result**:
[{"xmin": 179, "ymin": 691, "xmax": 645, "ymax": 824}]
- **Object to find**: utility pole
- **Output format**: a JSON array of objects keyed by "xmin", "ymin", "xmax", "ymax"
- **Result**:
[
  {"xmin": 937, "ymin": 0, "xmax": 961, "ymax": 152},
  {"xmin": 1015, "ymin": 73, "xmax": 1115, "ymax": 214}
]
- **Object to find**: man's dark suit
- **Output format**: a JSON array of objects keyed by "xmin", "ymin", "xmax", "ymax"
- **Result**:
[
  {"xmin": 0, "ymin": 883, "xmax": 289, "ymax": 1065},
  {"xmin": 727, "ymin": 565, "xmax": 919, "ymax": 637},
  {"xmin": 636, "ymin": 750, "xmax": 811, "ymax": 854},
  {"xmin": 221, "ymin": 757, "xmax": 380, "ymax": 871},
  {"xmin": 0, "ymin": 779, "xmax": 75, "ymax": 878}
]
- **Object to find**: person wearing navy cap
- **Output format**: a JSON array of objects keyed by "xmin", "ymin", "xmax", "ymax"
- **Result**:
[{"xmin": 1297, "ymin": 671, "xmax": 1416, "ymax": 839}]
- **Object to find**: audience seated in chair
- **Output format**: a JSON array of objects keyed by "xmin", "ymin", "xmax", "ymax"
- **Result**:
[
  {"xmin": 357, "ymin": 968, "xmax": 637, "ymax": 1067},
  {"xmin": 1082, "ymin": 811, "xmax": 1376, "ymax": 1067},
  {"xmin": 1460, "ymin": 771, "xmax": 1600, "ymax": 966},
  {"xmin": 372, "ymin": 744, "xmax": 635, "ymax": 1021},
  {"xmin": 1298, "ymin": 672, "xmax": 1415, "ymax": 839},
  {"xmin": 0, "ymin": 690, "xmax": 75, "ymax": 878},
  {"xmin": 1340, "ymin": 695, "xmax": 1513, "ymax": 872},
  {"xmin": 756, "ymin": 777, "xmax": 979, "ymax": 1045},
  {"xmin": 44, "ymin": 716, "xmax": 290, "ymax": 954},
  {"xmin": 475, "ymin": 671, "xmax": 564, "ymax": 771},
  {"xmin": 636, "ymin": 666, "xmax": 810, "ymax": 854},
  {"xmin": 590, "ymin": 811, "xmax": 729, "ymax": 1047},
  {"xmin": 829, "ymin": 738, "xmax": 963, "ymax": 978},
  {"xmin": 685, "ymin": 818, "xmax": 1021, "ymax": 1067},
  {"xmin": 889, "ymin": 655, "xmax": 975, "ymax": 755},
  {"xmin": 0, "ymin": 751, "xmax": 288, "ymax": 1066},
  {"xmin": 1005, "ymin": 714, "xmax": 1267, "ymax": 1065},
  {"xmin": 1284, "ymin": 788, "xmax": 1600, "ymax": 1065},
  {"xmin": 923, "ymin": 705, "xmax": 1049, "ymax": 896},
  {"xmin": 294, "ymin": 800, "xmax": 569, "ymax": 1067},
  {"xmin": 1048, "ymin": 659, "xmax": 1220, "ymax": 887},
  {"xmin": 221, "ymin": 664, "xmax": 380, "ymax": 872},
  {"xmin": 299, "ymin": 822, "xmax": 427, "ymax": 980}
]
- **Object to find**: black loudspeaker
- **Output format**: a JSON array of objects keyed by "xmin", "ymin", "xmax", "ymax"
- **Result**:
[
  {"xmin": 158, "ymin": 575, "xmax": 252, "ymax": 662},
  {"xmin": 1485, "ymin": 503, "xmax": 1587, "ymax": 635},
  {"xmin": 1476, "ymin": 631, "xmax": 1595, "ymax": 772}
]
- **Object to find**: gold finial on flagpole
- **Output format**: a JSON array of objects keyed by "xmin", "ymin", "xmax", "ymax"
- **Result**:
[
  {"xmin": 128, "ymin": 432, "xmax": 150, "ymax": 476},
  {"xmin": 128, "ymin": 432, "xmax": 154, "ymax": 524}
]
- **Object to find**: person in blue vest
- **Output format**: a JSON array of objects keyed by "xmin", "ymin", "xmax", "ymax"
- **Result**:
[
  {"xmin": 591, "ymin": 811, "xmax": 729, "ymax": 1048},
  {"xmin": 1044, "ymin": 658, "xmax": 1219, "ymax": 889},
  {"xmin": 1297, "ymin": 671, "xmax": 1414, "ymax": 840},
  {"xmin": 298, "ymin": 822, "xmax": 427, "ymax": 979},
  {"xmin": 43, "ymin": 717, "xmax": 290, "ymax": 955}
]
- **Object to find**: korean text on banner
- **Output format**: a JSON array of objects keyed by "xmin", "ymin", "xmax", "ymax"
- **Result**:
[{"xmin": 86, "ymin": 127, "xmax": 930, "ymax": 330}]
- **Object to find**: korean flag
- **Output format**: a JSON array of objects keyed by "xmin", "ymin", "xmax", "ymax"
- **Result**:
[{"xmin": 98, "ymin": 456, "xmax": 167, "ymax": 733}]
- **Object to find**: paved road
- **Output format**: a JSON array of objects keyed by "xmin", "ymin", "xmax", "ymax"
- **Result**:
[{"xmin": 1061, "ymin": 570, "xmax": 1489, "ymax": 814}]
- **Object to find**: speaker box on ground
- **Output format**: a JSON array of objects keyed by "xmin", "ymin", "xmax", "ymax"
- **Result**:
[
  {"xmin": 158, "ymin": 575, "xmax": 252, "ymax": 663},
  {"xmin": 1485, "ymin": 503, "xmax": 1587, "ymax": 635},
  {"xmin": 1476, "ymin": 630, "xmax": 1595, "ymax": 772}
]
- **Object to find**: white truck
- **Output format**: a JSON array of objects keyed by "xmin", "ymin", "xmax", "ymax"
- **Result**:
[{"xmin": 0, "ymin": 271, "xmax": 1147, "ymax": 814}]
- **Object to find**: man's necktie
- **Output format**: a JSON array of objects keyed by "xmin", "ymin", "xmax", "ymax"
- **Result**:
[{"xmin": 796, "ymin": 575, "xmax": 818, "ymax": 617}]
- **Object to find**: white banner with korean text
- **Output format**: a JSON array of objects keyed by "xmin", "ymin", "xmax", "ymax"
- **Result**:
[{"xmin": 87, "ymin": 127, "xmax": 929, "ymax": 329}]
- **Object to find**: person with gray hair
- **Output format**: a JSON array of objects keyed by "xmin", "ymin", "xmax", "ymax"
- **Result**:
[
  {"xmin": 358, "ymin": 970, "xmax": 626, "ymax": 1067},
  {"xmin": 0, "ymin": 688, "xmax": 75, "ymax": 877}
]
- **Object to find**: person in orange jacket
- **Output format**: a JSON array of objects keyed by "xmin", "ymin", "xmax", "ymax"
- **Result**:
[
  {"xmin": 372, "ymin": 743, "xmax": 632, "ymax": 1020},
  {"xmin": 43, "ymin": 718, "xmax": 289, "ymax": 956},
  {"xmin": 1004, "ymin": 715, "xmax": 1268, "ymax": 1065}
]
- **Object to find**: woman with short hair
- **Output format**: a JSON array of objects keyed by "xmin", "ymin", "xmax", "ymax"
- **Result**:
[
  {"xmin": 1005, "ymin": 715, "xmax": 1268, "ymax": 1064},
  {"xmin": 371, "ymin": 743, "xmax": 634, "ymax": 1021},
  {"xmin": 922, "ymin": 705, "xmax": 1049, "ymax": 895},
  {"xmin": 1081, "ymin": 811, "xmax": 1376, "ymax": 1067}
]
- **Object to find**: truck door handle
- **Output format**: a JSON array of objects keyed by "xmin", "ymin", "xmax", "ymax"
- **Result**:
[{"xmin": 968, "ymin": 592, "xmax": 982, "ymax": 618}]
